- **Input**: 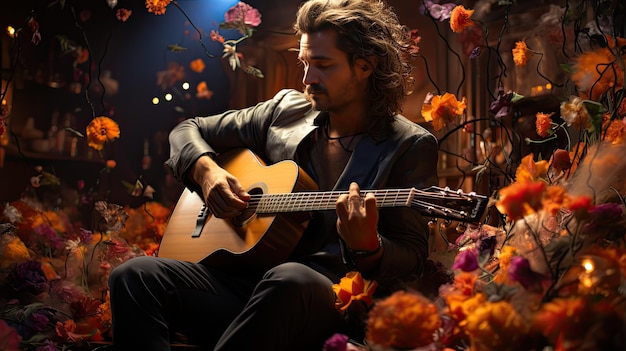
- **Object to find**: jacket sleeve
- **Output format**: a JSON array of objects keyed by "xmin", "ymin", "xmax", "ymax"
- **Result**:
[
  {"xmin": 164, "ymin": 89, "xmax": 294, "ymax": 191},
  {"xmin": 366, "ymin": 129, "xmax": 439, "ymax": 287}
]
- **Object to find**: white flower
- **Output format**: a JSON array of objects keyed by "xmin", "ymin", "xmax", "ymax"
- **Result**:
[{"xmin": 3, "ymin": 203, "xmax": 22, "ymax": 223}]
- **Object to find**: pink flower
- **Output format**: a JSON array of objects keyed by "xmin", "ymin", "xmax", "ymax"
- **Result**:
[{"xmin": 224, "ymin": 2, "xmax": 261, "ymax": 27}]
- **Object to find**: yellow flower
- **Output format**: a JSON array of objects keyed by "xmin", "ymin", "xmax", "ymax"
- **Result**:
[
  {"xmin": 421, "ymin": 92, "xmax": 467, "ymax": 131},
  {"xmin": 145, "ymin": 0, "xmax": 171, "ymax": 15},
  {"xmin": 366, "ymin": 290, "xmax": 441, "ymax": 349},
  {"xmin": 465, "ymin": 300, "xmax": 528, "ymax": 349},
  {"xmin": 86, "ymin": 116, "xmax": 120, "ymax": 151},
  {"xmin": 450, "ymin": 5, "xmax": 475, "ymax": 33},
  {"xmin": 512, "ymin": 41, "xmax": 532, "ymax": 67}
]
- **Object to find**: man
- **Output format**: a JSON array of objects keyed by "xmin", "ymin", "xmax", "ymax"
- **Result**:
[{"xmin": 103, "ymin": 0, "xmax": 438, "ymax": 350}]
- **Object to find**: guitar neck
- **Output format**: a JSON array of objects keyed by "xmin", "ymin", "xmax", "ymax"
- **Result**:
[{"xmin": 252, "ymin": 189, "xmax": 412, "ymax": 213}]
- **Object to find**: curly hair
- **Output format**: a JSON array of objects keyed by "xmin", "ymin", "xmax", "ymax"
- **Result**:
[{"xmin": 294, "ymin": 0, "xmax": 416, "ymax": 128}]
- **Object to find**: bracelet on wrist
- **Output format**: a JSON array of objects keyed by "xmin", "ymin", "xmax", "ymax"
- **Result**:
[{"xmin": 346, "ymin": 234, "xmax": 383, "ymax": 259}]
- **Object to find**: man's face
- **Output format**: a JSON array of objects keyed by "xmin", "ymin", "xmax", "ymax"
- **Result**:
[{"xmin": 298, "ymin": 30, "xmax": 369, "ymax": 114}]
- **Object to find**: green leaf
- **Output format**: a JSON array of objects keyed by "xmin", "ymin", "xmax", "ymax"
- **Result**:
[{"xmin": 582, "ymin": 100, "xmax": 607, "ymax": 134}]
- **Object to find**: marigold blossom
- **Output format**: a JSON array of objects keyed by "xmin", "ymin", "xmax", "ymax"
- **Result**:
[
  {"xmin": 145, "ymin": 0, "xmax": 171, "ymax": 15},
  {"xmin": 465, "ymin": 300, "xmax": 528, "ymax": 349},
  {"xmin": 512, "ymin": 41, "xmax": 532, "ymax": 67},
  {"xmin": 86, "ymin": 116, "xmax": 120, "ymax": 151},
  {"xmin": 366, "ymin": 290, "xmax": 441, "ymax": 349},
  {"xmin": 449, "ymin": 5, "xmax": 475, "ymax": 33},
  {"xmin": 535, "ymin": 112, "xmax": 554, "ymax": 138}
]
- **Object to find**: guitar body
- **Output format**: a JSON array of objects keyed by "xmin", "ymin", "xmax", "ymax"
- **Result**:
[{"xmin": 158, "ymin": 149, "xmax": 317, "ymax": 270}]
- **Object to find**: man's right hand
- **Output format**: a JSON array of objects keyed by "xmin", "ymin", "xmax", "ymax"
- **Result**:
[{"xmin": 191, "ymin": 155, "xmax": 250, "ymax": 218}]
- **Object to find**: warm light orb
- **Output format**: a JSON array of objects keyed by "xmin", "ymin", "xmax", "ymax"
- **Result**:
[
  {"xmin": 152, "ymin": 97, "xmax": 160, "ymax": 105},
  {"xmin": 582, "ymin": 258, "xmax": 595, "ymax": 273},
  {"xmin": 182, "ymin": 82, "xmax": 190, "ymax": 90},
  {"xmin": 164, "ymin": 93, "xmax": 173, "ymax": 101},
  {"xmin": 6, "ymin": 26, "xmax": 15, "ymax": 38}
]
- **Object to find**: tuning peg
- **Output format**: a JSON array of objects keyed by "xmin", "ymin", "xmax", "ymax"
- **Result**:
[{"xmin": 456, "ymin": 222, "xmax": 467, "ymax": 233}]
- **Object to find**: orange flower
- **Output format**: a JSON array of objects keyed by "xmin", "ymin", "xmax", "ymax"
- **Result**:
[
  {"xmin": 421, "ymin": 92, "xmax": 467, "ymax": 131},
  {"xmin": 496, "ymin": 181, "xmax": 547, "ymax": 221},
  {"xmin": 512, "ymin": 41, "xmax": 532, "ymax": 67},
  {"xmin": 366, "ymin": 290, "xmax": 441, "ymax": 349},
  {"xmin": 332, "ymin": 271, "xmax": 378, "ymax": 312},
  {"xmin": 0, "ymin": 235, "xmax": 31, "ymax": 268},
  {"xmin": 105, "ymin": 159, "xmax": 117, "ymax": 169},
  {"xmin": 535, "ymin": 112, "xmax": 554, "ymax": 138},
  {"xmin": 210, "ymin": 30, "xmax": 225, "ymax": 43},
  {"xmin": 571, "ymin": 36, "xmax": 626, "ymax": 100},
  {"xmin": 196, "ymin": 81, "xmax": 214, "ymax": 100},
  {"xmin": 532, "ymin": 297, "xmax": 587, "ymax": 342},
  {"xmin": 86, "ymin": 116, "xmax": 121, "ymax": 151},
  {"xmin": 449, "ymin": 5, "xmax": 475, "ymax": 33},
  {"xmin": 189, "ymin": 58, "xmax": 205, "ymax": 73},
  {"xmin": 541, "ymin": 185, "xmax": 569, "ymax": 216},
  {"xmin": 145, "ymin": 0, "xmax": 171, "ymax": 15},
  {"xmin": 493, "ymin": 245, "xmax": 517, "ymax": 284},
  {"xmin": 604, "ymin": 118, "xmax": 626, "ymax": 145},
  {"xmin": 515, "ymin": 153, "xmax": 549, "ymax": 182}
]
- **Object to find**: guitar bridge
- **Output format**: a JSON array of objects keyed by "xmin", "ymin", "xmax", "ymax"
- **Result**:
[{"xmin": 192, "ymin": 203, "xmax": 209, "ymax": 238}]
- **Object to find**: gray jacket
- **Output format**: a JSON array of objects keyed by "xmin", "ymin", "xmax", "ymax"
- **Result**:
[{"xmin": 165, "ymin": 89, "xmax": 439, "ymax": 288}]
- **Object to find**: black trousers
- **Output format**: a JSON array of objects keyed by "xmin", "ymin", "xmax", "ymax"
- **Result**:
[{"xmin": 107, "ymin": 256, "xmax": 345, "ymax": 350}]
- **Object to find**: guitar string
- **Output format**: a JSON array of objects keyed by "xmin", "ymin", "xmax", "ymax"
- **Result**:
[{"xmin": 242, "ymin": 191, "xmax": 478, "ymax": 218}]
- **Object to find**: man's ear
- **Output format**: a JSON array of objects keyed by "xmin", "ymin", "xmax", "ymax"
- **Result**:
[{"xmin": 354, "ymin": 57, "xmax": 376, "ymax": 79}]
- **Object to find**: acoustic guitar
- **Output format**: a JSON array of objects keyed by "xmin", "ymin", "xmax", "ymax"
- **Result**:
[{"xmin": 158, "ymin": 149, "xmax": 488, "ymax": 269}]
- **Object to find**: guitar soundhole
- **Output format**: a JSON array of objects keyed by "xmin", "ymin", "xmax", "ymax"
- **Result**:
[{"xmin": 231, "ymin": 186, "xmax": 264, "ymax": 227}]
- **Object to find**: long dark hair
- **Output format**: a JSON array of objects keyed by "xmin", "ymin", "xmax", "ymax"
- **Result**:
[{"xmin": 294, "ymin": 0, "xmax": 416, "ymax": 130}]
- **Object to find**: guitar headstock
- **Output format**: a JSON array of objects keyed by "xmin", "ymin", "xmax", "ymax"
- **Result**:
[{"xmin": 410, "ymin": 186, "xmax": 489, "ymax": 223}]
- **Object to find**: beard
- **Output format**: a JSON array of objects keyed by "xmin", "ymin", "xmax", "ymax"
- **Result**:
[{"xmin": 304, "ymin": 84, "xmax": 328, "ymax": 111}]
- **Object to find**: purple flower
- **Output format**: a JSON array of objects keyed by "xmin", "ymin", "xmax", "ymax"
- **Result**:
[
  {"xmin": 507, "ymin": 256, "xmax": 547, "ymax": 291},
  {"xmin": 489, "ymin": 85, "xmax": 519, "ymax": 119},
  {"xmin": 452, "ymin": 249, "xmax": 479, "ymax": 271},
  {"xmin": 27, "ymin": 310, "xmax": 52, "ymax": 331},
  {"xmin": 323, "ymin": 333, "xmax": 348, "ymax": 351},
  {"xmin": 8, "ymin": 260, "xmax": 49, "ymax": 295},
  {"xmin": 34, "ymin": 224, "xmax": 64, "ymax": 250},
  {"xmin": 78, "ymin": 227, "xmax": 93, "ymax": 243},
  {"xmin": 469, "ymin": 46, "xmax": 481, "ymax": 59},
  {"xmin": 35, "ymin": 340, "xmax": 58, "ymax": 351}
]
